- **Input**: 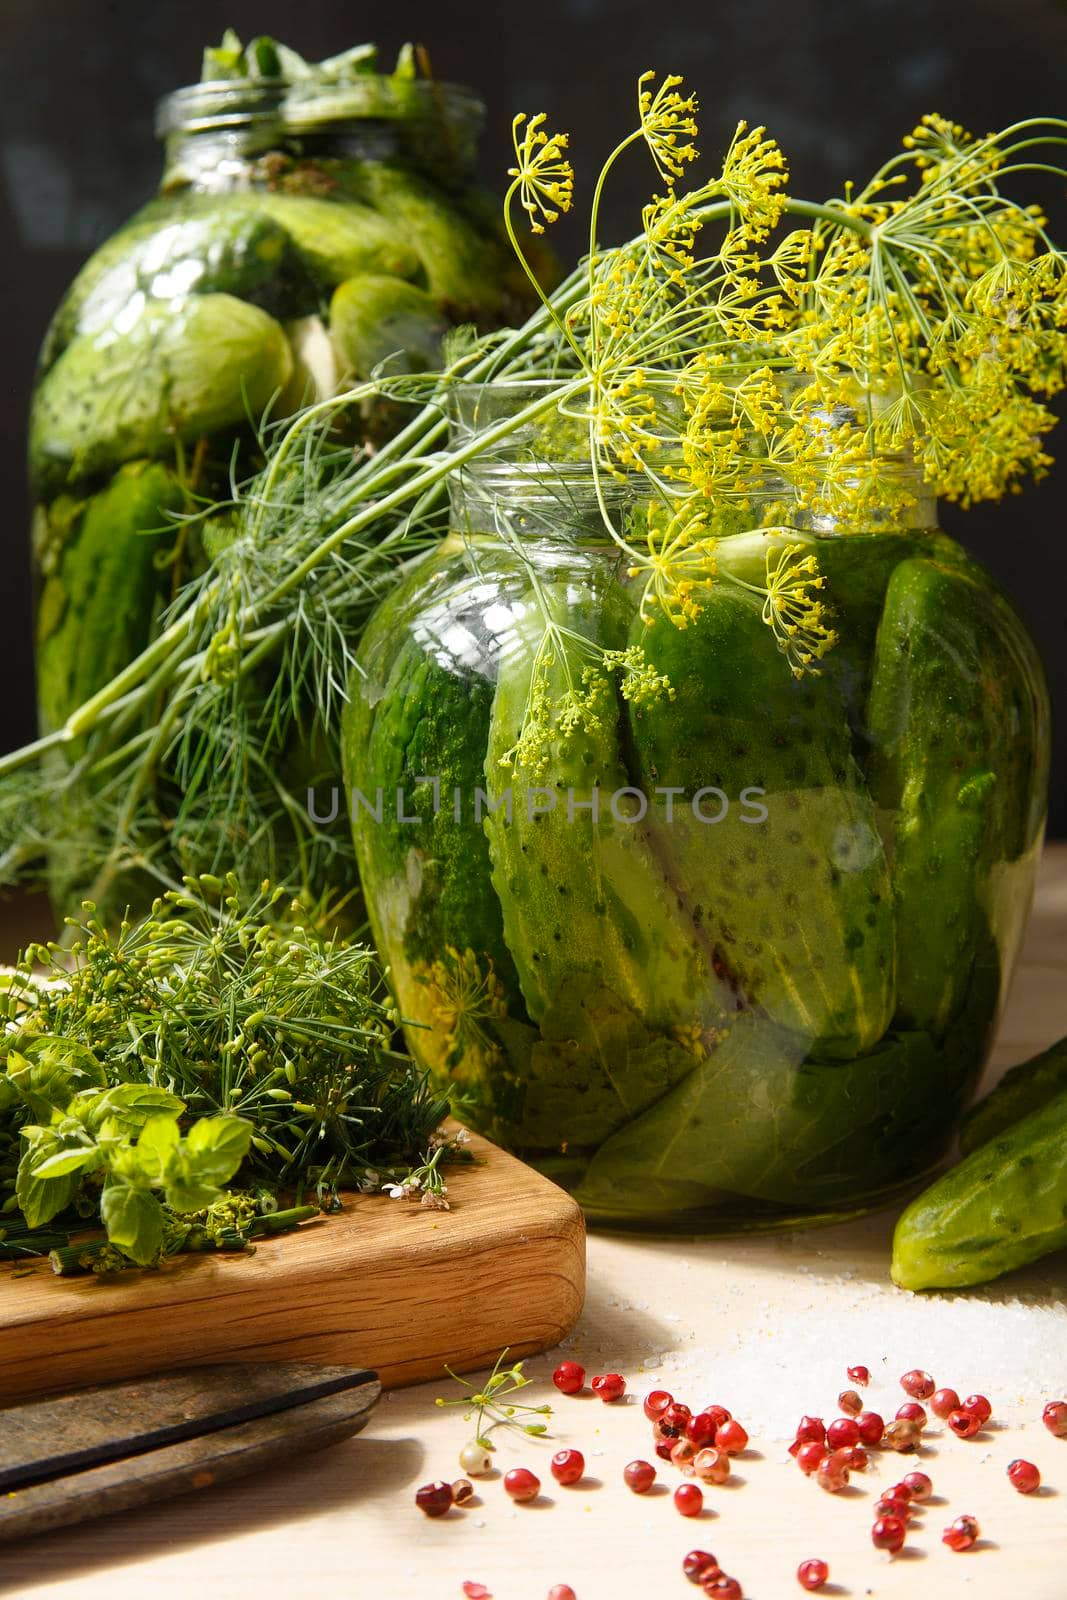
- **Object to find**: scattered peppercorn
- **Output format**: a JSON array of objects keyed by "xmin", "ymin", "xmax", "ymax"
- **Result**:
[
  {"xmin": 674, "ymin": 1482, "xmax": 704, "ymax": 1517},
  {"xmin": 591, "ymin": 1372, "xmax": 626, "ymax": 1403},
  {"xmin": 623, "ymin": 1458, "xmax": 656, "ymax": 1494},
  {"xmin": 682, "ymin": 1550, "xmax": 719, "ymax": 1583},
  {"xmin": 503, "ymin": 1467, "xmax": 540, "ymax": 1503},
  {"xmin": 883, "ymin": 1417, "xmax": 922, "ymax": 1451},
  {"xmin": 415, "ymin": 1480, "xmax": 453, "ymax": 1518},
  {"xmin": 856, "ymin": 1411, "xmax": 885, "ymax": 1446},
  {"xmin": 1042, "ymin": 1400, "xmax": 1067, "ymax": 1437},
  {"xmin": 963, "ymin": 1394, "xmax": 992, "ymax": 1424},
  {"xmin": 550, "ymin": 1448, "xmax": 584, "ymax": 1486},
  {"xmin": 796, "ymin": 1557, "xmax": 829, "ymax": 1591},
  {"xmin": 947, "ymin": 1408, "xmax": 982, "ymax": 1439},
  {"xmin": 643, "ymin": 1389, "xmax": 673, "ymax": 1421},
  {"xmin": 1007, "ymin": 1458, "xmax": 1041, "ymax": 1494},
  {"xmin": 943, "ymin": 1514, "xmax": 980, "ymax": 1551},
  {"xmin": 871, "ymin": 1515, "xmax": 907, "ymax": 1553},
  {"xmin": 552, "ymin": 1361, "xmax": 585, "ymax": 1395},
  {"xmin": 930, "ymin": 1387, "xmax": 961, "ymax": 1420},
  {"xmin": 693, "ymin": 1446, "xmax": 731, "ymax": 1485}
]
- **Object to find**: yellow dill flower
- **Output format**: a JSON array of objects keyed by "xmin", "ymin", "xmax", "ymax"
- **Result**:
[
  {"xmin": 769, "ymin": 229, "xmax": 814, "ymax": 295},
  {"xmin": 638, "ymin": 70, "xmax": 700, "ymax": 186},
  {"xmin": 497, "ymin": 632, "xmax": 673, "ymax": 773},
  {"xmin": 719, "ymin": 122, "xmax": 789, "ymax": 239},
  {"xmin": 628, "ymin": 501, "xmax": 719, "ymax": 626},
  {"xmin": 508, "ymin": 112, "xmax": 575, "ymax": 234},
  {"xmin": 423, "ymin": 947, "xmax": 507, "ymax": 1070},
  {"xmin": 641, "ymin": 189, "xmax": 702, "ymax": 276},
  {"xmin": 760, "ymin": 543, "xmax": 838, "ymax": 677}
]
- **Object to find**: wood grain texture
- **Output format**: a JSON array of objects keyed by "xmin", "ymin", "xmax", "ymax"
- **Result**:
[{"xmin": 0, "ymin": 1131, "xmax": 586, "ymax": 1402}]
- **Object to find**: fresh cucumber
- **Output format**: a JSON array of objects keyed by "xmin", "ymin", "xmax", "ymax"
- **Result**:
[
  {"xmin": 867, "ymin": 557, "xmax": 1049, "ymax": 1034},
  {"xmin": 30, "ymin": 293, "xmax": 292, "ymax": 495},
  {"xmin": 484, "ymin": 581, "xmax": 733, "ymax": 1032},
  {"xmin": 627, "ymin": 577, "xmax": 895, "ymax": 1058},
  {"xmin": 891, "ymin": 1084, "xmax": 1067, "ymax": 1289},
  {"xmin": 959, "ymin": 1037, "xmax": 1067, "ymax": 1154}
]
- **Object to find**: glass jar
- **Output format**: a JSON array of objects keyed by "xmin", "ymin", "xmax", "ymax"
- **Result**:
[
  {"xmin": 342, "ymin": 383, "xmax": 1050, "ymax": 1232},
  {"xmin": 30, "ymin": 63, "xmax": 531, "ymax": 754}
]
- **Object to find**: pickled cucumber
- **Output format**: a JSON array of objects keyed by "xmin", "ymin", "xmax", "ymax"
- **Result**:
[
  {"xmin": 257, "ymin": 193, "xmax": 421, "ymax": 285},
  {"xmin": 345, "ymin": 161, "xmax": 509, "ymax": 314},
  {"xmin": 30, "ymin": 293, "xmax": 293, "ymax": 494},
  {"xmin": 42, "ymin": 202, "xmax": 318, "ymax": 374},
  {"xmin": 866, "ymin": 557, "xmax": 1049, "ymax": 1034},
  {"xmin": 959, "ymin": 1036, "xmax": 1067, "ymax": 1154},
  {"xmin": 891, "ymin": 1085, "xmax": 1067, "ymax": 1289},
  {"xmin": 484, "ymin": 583, "xmax": 733, "ymax": 1031},
  {"xmin": 577, "ymin": 1015, "xmax": 957, "ymax": 1213},
  {"xmin": 330, "ymin": 274, "xmax": 447, "ymax": 379},
  {"xmin": 342, "ymin": 564, "xmax": 528, "ymax": 1094},
  {"xmin": 35, "ymin": 462, "xmax": 185, "ymax": 738},
  {"xmin": 513, "ymin": 978, "xmax": 697, "ymax": 1151},
  {"xmin": 628, "ymin": 579, "xmax": 895, "ymax": 1058}
]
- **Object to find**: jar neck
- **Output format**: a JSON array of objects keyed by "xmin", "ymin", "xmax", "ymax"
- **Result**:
[
  {"xmin": 745, "ymin": 464, "xmax": 938, "ymax": 536},
  {"xmin": 159, "ymin": 121, "xmax": 407, "ymax": 192},
  {"xmin": 450, "ymin": 465, "xmax": 630, "ymax": 546},
  {"xmin": 445, "ymin": 382, "xmax": 938, "ymax": 548},
  {"xmin": 156, "ymin": 80, "xmax": 481, "ymax": 192}
]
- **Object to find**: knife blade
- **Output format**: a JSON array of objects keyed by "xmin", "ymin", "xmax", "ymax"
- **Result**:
[{"xmin": 0, "ymin": 1362, "xmax": 380, "ymax": 1543}]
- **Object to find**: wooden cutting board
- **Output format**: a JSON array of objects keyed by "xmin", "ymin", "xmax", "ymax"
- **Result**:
[{"xmin": 0, "ymin": 1131, "xmax": 585, "ymax": 1403}]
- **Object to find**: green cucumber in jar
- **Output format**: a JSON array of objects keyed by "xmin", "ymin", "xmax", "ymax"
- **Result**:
[
  {"xmin": 891, "ymin": 1084, "xmax": 1067, "ymax": 1289},
  {"xmin": 576, "ymin": 1014, "xmax": 951, "ymax": 1214},
  {"xmin": 627, "ymin": 575, "xmax": 895, "ymax": 1058},
  {"xmin": 484, "ymin": 581, "xmax": 734, "ymax": 1033},
  {"xmin": 30, "ymin": 293, "xmax": 293, "ymax": 494},
  {"xmin": 344, "ymin": 161, "xmax": 509, "ymax": 314},
  {"xmin": 342, "ymin": 567, "xmax": 527, "ymax": 1093},
  {"xmin": 330, "ymin": 274, "xmax": 447, "ymax": 379},
  {"xmin": 35, "ymin": 462, "xmax": 185, "ymax": 739},
  {"xmin": 41, "ymin": 202, "xmax": 319, "ymax": 376},
  {"xmin": 866, "ymin": 557, "xmax": 1049, "ymax": 1035},
  {"xmin": 257, "ymin": 194, "xmax": 422, "ymax": 286}
]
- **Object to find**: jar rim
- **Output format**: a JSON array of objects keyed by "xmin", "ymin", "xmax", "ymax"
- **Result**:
[{"xmin": 156, "ymin": 77, "xmax": 484, "ymax": 139}]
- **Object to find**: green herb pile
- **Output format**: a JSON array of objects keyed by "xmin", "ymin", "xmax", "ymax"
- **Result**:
[{"xmin": 0, "ymin": 876, "xmax": 452, "ymax": 1272}]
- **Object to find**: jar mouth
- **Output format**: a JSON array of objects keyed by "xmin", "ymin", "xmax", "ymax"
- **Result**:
[{"xmin": 156, "ymin": 78, "xmax": 483, "ymax": 139}]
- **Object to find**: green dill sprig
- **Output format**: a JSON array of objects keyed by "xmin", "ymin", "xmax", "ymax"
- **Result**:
[
  {"xmin": 435, "ymin": 1349, "xmax": 553, "ymax": 1450},
  {"xmin": 0, "ymin": 874, "xmax": 451, "ymax": 1266}
]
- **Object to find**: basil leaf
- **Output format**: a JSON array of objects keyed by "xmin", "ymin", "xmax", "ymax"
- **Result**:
[
  {"xmin": 16, "ymin": 1128, "xmax": 83, "ymax": 1226},
  {"xmin": 184, "ymin": 1116, "xmax": 253, "ymax": 1185},
  {"xmin": 163, "ymin": 1177, "xmax": 225, "ymax": 1214},
  {"xmin": 100, "ymin": 1182, "xmax": 163, "ymax": 1264}
]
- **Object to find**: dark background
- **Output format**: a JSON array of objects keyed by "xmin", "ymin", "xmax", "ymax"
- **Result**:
[{"xmin": 2, "ymin": 0, "xmax": 1065, "ymax": 828}]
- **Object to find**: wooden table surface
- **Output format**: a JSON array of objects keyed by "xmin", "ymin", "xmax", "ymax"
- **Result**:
[{"xmin": 2, "ymin": 851, "xmax": 1066, "ymax": 1600}]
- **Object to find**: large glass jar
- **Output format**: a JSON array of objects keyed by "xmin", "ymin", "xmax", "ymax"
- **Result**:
[
  {"xmin": 342, "ymin": 384, "xmax": 1050, "ymax": 1232},
  {"xmin": 30, "ymin": 60, "xmax": 531, "ymax": 763}
]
